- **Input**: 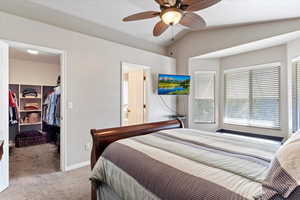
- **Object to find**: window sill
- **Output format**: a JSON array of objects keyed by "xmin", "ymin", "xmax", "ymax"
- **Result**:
[
  {"xmin": 223, "ymin": 122, "xmax": 281, "ymax": 131},
  {"xmin": 193, "ymin": 121, "xmax": 216, "ymax": 124}
]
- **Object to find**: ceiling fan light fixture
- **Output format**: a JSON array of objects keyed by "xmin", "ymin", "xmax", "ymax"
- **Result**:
[
  {"xmin": 122, "ymin": 0, "xmax": 217, "ymax": 36},
  {"xmin": 161, "ymin": 8, "xmax": 183, "ymax": 25}
]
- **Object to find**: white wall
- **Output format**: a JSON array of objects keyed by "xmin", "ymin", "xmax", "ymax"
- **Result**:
[
  {"xmin": 0, "ymin": 42, "xmax": 9, "ymax": 192},
  {"xmin": 189, "ymin": 58, "xmax": 220, "ymax": 131},
  {"xmin": 288, "ymin": 38, "xmax": 300, "ymax": 60},
  {"xmin": 9, "ymin": 59, "xmax": 60, "ymax": 85},
  {"xmin": 0, "ymin": 12, "xmax": 176, "ymax": 168},
  {"xmin": 169, "ymin": 18, "xmax": 300, "ymax": 116},
  {"xmin": 219, "ymin": 45, "xmax": 288, "ymax": 138}
]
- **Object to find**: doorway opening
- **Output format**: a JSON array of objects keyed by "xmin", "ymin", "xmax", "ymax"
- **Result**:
[
  {"xmin": 0, "ymin": 40, "xmax": 67, "ymax": 192},
  {"xmin": 121, "ymin": 62, "xmax": 149, "ymax": 126},
  {"xmin": 9, "ymin": 45, "xmax": 62, "ymax": 179}
]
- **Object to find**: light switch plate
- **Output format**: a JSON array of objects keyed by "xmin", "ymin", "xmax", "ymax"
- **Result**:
[{"xmin": 68, "ymin": 102, "xmax": 73, "ymax": 109}]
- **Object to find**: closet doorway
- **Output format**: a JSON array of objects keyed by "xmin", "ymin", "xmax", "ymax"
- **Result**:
[
  {"xmin": 0, "ymin": 40, "xmax": 67, "ymax": 192},
  {"xmin": 121, "ymin": 63, "xmax": 149, "ymax": 126}
]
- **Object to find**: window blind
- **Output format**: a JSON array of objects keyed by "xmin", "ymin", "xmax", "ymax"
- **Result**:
[
  {"xmin": 225, "ymin": 70, "xmax": 250, "ymax": 125},
  {"xmin": 193, "ymin": 72, "xmax": 215, "ymax": 123},
  {"xmin": 292, "ymin": 61, "xmax": 300, "ymax": 132},
  {"xmin": 224, "ymin": 65, "xmax": 280, "ymax": 129}
]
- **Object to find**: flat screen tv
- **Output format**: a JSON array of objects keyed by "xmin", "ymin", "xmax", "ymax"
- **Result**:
[{"xmin": 158, "ymin": 74, "xmax": 191, "ymax": 95}]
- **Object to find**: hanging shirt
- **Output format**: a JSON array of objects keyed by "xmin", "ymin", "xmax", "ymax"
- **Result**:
[
  {"xmin": 9, "ymin": 90, "xmax": 18, "ymax": 125},
  {"xmin": 48, "ymin": 92, "xmax": 57, "ymax": 125},
  {"xmin": 43, "ymin": 92, "xmax": 52, "ymax": 123},
  {"xmin": 9, "ymin": 90, "xmax": 17, "ymax": 107},
  {"xmin": 43, "ymin": 86, "xmax": 61, "ymax": 127},
  {"xmin": 53, "ymin": 86, "xmax": 61, "ymax": 126},
  {"xmin": 55, "ymin": 95, "xmax": 61, "ymax": 126}
]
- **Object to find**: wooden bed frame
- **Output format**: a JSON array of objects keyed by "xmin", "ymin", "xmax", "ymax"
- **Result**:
[
  {"xmin": 0, "ymin": 140, "xmax": 4, "ymax": 161},
  {"xmin": 90, "ymin": 119, "xmax": 184, "ymax": 200}
]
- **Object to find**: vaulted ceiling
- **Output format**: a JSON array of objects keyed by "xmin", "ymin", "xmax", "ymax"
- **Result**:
[{"xmin": 1, "ymin": 0, "xmax": 300, "ymax": 53}]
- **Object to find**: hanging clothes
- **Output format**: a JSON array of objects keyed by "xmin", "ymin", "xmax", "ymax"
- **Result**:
[
  {"xmin": 9, "ymin": 90, "xmax": 17, "ymax": 107},
  {"xmin": 9, "ymin": 90, "xmax": 19, "ymax": 126},
  {"xmin": 43, "ymin": 86, "xmax": 61, "ymax": 127},
  {"xmin": 54, "ymin": 86, "xmax": 61, "ymax": 127}
]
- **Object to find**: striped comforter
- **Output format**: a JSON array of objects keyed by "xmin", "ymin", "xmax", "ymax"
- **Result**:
[{"xmin": 91, "ymin": 128, "xmax": 281, "ymax": 200}]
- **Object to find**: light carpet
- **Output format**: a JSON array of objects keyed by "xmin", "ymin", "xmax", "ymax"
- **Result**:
[{"xmin": 0, "ymin": 144, "xmax": 91, "ymax": 200}]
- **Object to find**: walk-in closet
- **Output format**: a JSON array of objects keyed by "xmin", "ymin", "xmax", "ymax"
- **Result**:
[{"xmin": 8, "ymin": 46, "xmax": 61, "ymax": 179}]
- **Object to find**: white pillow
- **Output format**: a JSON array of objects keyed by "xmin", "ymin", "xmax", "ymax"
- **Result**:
[{"xmin": 257, "ymin": 132, "xmax": 300, "ymax": 199}]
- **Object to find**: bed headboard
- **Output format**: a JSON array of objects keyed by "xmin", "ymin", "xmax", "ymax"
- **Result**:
[
  {"xmin": 90, "ymin": 119, "xmax": 183, "ymax": 169},
  {"xmin": 90, "ymin": 120, "xmax": 183, "ymax": 200},
  {"xmin": 0, "ymin": 140, "xmax": 4, "ymax": 161}
]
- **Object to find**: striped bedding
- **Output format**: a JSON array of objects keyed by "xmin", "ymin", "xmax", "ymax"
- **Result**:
[{"xmin": 90, "ymin": 128, "xmax": 282, "ymax": 200}]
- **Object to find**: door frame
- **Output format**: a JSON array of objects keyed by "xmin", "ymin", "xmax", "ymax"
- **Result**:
[
  {"xmin": 0, "ymin": 41, "xmax": 9, "ymax": 192},
  {"xmin": 120, "ymin": 62, "xmax": 149, "ymax": 126},
  {"xmin": 1, "ymin": 39, "xmax": 68, "ymax": 172}
]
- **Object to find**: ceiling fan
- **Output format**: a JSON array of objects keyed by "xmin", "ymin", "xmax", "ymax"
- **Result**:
[{"xmin": 123, "ymin": 0, "xmax": 222, "ymax": 37}]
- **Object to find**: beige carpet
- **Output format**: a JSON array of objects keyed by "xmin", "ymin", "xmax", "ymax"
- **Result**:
[{"xmin": 0, "ymin": 144, "xmax": 91, "ymax": 200}]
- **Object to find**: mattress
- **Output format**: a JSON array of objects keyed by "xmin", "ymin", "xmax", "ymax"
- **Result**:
[{"xmin": 91, "ymin": 128, "xmax": 282, "ymax": 200}]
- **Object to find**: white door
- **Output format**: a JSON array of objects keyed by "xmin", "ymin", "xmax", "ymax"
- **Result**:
[
  {"xmin": 127, "ymin": 69, "xmax": 145, "ymax": 125},
  {"xmin": 0, "ymin": 41, "xmax": 9, "ymax": 192}
]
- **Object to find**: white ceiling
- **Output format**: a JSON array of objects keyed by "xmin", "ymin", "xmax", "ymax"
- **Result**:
[
  {"xmin": 1, "ymin": 0, "xmax": 300, "ymax": 49},
  {"xmin": 26, "ymin": 0, "xmax": 184, "ymax": 45},
  {"xmin": 10, "ymin": 47, "xmax": 60, "ymax": 65}
]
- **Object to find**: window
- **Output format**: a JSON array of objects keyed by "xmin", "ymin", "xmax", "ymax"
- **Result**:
[
  {"xmin": 193, "ymin": 72, "xmax": 215, "ymax": 123},
  {"xmin": 224, "ymin": 64, "xmax": 280, "ymax": 129},
  {"xmin": 292, "ymin": 61, "xmax": 300, "ymax": 132}
]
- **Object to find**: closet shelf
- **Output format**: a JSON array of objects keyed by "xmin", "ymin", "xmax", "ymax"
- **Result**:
[
  {"xmin": 20, "ymin": 110, "xmax": 42, "ymax": 112},
  {"xmin": 20, "ymin": 122, "xmax": 42, "ymax": 126},
  {"xmin": 20, "ymin": 97, "xmax": 41, "ymax": 99},
  {"xmin": 10, "ymin": 84, "xmax": 57, "ymax": 135}
]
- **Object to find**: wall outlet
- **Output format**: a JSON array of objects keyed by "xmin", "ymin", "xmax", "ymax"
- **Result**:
[{"xmin": 84, "ymin": 143, "xmax": 92, "ymax": 151}]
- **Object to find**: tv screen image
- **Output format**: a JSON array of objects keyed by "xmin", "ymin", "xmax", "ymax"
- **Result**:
[{"xmin": 158, "ymin": 74, "xmax": 191, "ymax": 95}]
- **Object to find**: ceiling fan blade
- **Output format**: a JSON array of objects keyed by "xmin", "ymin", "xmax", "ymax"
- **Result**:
[
  {"xmin": 182, "ymin": 0, "xmax": 202, "ymax": 5},
  {"xmin": 186, "ymin": 0, "xmax": 221, "ymax": 11},
  {"xmin": 155, "ymin": 0, "xmax": 177, "ymax": 6},
  {"xmin": 155, "ymin": 0, "xmax": 165, "ymax": 5},
  {"xmin": 180, "ymin": 13, "xmax": 206, "ymax": 30},
  {"xmin": 123, "ymin": 11, "xmax": 160, "ymax": 22},
  {"xmin": 168, "ymin": 0, "xmax": 177, "ymax": 6},
  {"xmin": 153, "ymin": 21, "xmax": 169, "ymax": 37}
]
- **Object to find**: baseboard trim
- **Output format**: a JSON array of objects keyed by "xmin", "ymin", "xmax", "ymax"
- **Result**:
[{"xmin": 65, "ymin": 161, "xmax": 90, "ymax": 171}]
